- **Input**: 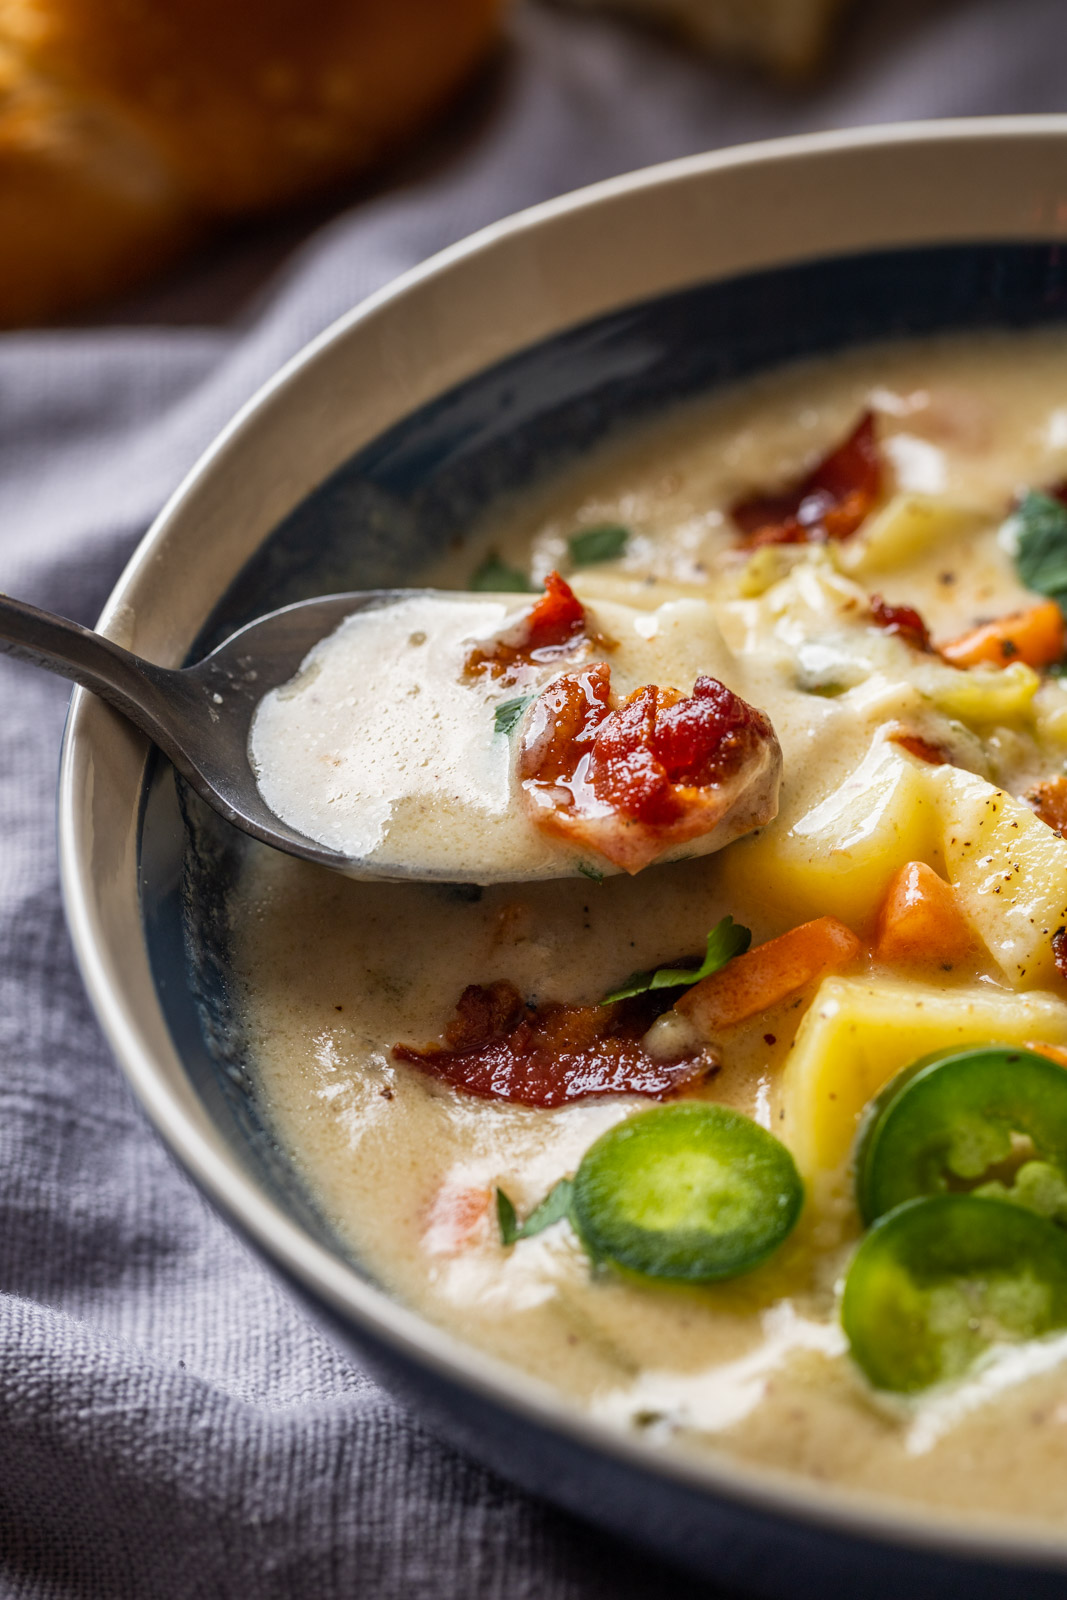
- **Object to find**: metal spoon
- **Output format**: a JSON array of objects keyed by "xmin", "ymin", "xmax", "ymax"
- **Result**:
[
  {"xmin": 0, "ymin": 588, "xmax": 413, "ymax": 876},
  {"xmin": 1, "ymin": 588, "xmax": 781, "ymax": 883}
]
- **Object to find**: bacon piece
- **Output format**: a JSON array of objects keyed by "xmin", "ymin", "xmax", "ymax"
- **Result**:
[
  {"xmin": 465, "ymin": 571, "xmax": 592, "ymax": 682},
  {"xmin": 393, "ymin": 981, "xmax": 714, "ymax": 1107},
  {"xmin": 731, "ymin": 412, "xmax": 883, "ymax": 548},
  {"xmin": 886, "ymin": 726, "xmax": 954, "ymax": 766},
  {"xmin": 1026, "ymin": 777, "xmax": 1067, "ymax": 838},
  {"xmin": 518, "ymin": 665, "xmax": 781, "ymax": 874},
  {"xmin": 869, "ymin": 594, "xmax": 931, "ymax": 652}
]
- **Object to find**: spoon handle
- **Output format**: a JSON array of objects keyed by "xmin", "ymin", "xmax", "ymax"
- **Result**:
[{"xmin": 0, "ymin": 592, "xmax": 180, "ymax": 745}]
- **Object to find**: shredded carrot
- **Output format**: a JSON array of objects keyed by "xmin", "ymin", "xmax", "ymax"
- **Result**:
[
  {"xmin": 939, "ymin": 600, "xmax": 1065, "ymax": 670},
  {"xmin": 873, "ymin": 861, "xmax": 974, "ymax": 968},
  {"xmin": 676, "ymin": 916, "xmax": 862, "ymax": 1035}
]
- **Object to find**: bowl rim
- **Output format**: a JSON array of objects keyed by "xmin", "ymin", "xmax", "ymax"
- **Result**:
[{"xmin": 58, "ymin": 114, "xmax": 1067, "ymax": 1570}]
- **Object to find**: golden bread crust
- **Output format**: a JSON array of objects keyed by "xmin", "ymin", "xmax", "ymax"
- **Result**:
[{"xmin": 0, "ymin": 0, "xmax": 502, "ymax": 324}]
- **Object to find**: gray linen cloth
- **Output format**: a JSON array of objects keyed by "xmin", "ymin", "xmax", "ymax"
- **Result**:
[{"xmin": 2, "ymin": 2, "xmax": 1067, "ymax": 1595}]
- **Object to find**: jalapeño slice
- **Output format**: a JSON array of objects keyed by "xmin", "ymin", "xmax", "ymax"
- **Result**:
[
  {"xmin": 842, "ymin": 1194, "xmax": 1067, "ymax": 1392},
  {"xmin": 570, "ymin": 1103, "xmax": 803, "ymax": 1283},
  {"xmin": 855, "ymin": 1044, "xmax": 1067, "ymax": 1227}
]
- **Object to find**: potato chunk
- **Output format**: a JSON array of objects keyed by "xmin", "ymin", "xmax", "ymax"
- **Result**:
[
  {"xmin": 777, "ymin": 975, "xmax": 1067, "ymax": 1182},
  {"xmin": 837, "ymin": 494, "xmax": 984, "ymax": 577},
  {"xmin": 932, "ymin": 766, "xmax": 1067, "ymax": 989},
  {"xmin": 722, "ymin": 740, "xmax": 938, "ymax": 930}
]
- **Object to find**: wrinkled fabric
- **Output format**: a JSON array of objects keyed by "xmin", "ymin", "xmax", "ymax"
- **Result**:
[{"xmin": 1, "ymin": 3, "xmax": 1066, "ymax": 1595}]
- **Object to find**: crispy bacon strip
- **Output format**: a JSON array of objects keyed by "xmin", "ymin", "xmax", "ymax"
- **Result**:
[
  {"xmin": 393, "ymin": 980, "xmax": 715, "ymax": 1107},
  {"xmin": 518, "ymin": 664, "xmax": 781, "ymax": 874},
  {"xmin": 1026, "ymin": 777, "xmax": 1067, "ymax": 838},
  {"xmin": 464, "ymin": 571, "xmax": 592, "ymax": 682},
  {"xmin": 886, "ymin": 727, "xmax": 954, "ymax": 766},
  {"xmin": 869, "ymin": 594, "xmax": 931, "ymax": 652},
  {"xmin": 731, "ymin": 411, "xmax": 883, "ymax": 548}
]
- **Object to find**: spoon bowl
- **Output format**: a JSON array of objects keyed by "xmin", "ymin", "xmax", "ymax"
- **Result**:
[{"xmin": 0, "ymin": 588, "xmax": 421, "ymax": 877}]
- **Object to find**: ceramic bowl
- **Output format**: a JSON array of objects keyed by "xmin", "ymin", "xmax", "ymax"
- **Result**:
[{"xmin": 59, "ymin": 118, "xmax": 1067, "ymax": 1598}]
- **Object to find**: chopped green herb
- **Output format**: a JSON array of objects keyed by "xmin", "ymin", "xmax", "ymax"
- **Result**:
[
  {"xmin": 1014, "ymin": 491, "xmax": 1067, "ymax": 607},
  {"xmin": 577, "ymin": 862, "xmax": 605, "ymax": 883},
  {"xmin": 470, "ymin": 552, "xmax": 535, "ymax": 592},
  {"xmin": 601, "ymin": 915, "xmax": 751, "ymax": 1004},
  {"xmin": 568, "ymin": 523, "xmax": 630, "ymax": 567},
  {"xmin": 494, "ymin": 695, "xmax": 534, "ymax": 736},
  {"xmin": 497, "ymin": 1179, "xmax": 574, "ymax": 1246}
]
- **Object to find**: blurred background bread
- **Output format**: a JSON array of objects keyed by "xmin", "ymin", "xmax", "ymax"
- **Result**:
[
  {"xmin": 554, "ymin": 0, "xmax": 851, "ymax": 78},
  {"xmin": 0, "ymin": 0, "xmax": 503, "ymax": 326}
]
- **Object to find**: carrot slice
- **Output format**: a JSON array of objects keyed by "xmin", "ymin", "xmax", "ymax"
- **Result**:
[
  {"xmin": 1028, "ymin": 1041, "xmax": 1067, "ymax": 1069},
  {"xmin": 676, "ymin": 916, "xmax": 862, "ymax": 1035},
  {"xmin": 422, "ymin": 1183, "xmax": 491, "ymax": 1256},
  {"xmin": 938, "ymin": 600, "xmax": 1065, "ymax": 670},
  {"xmin": 873, "ymin": 861, "xmax": 974, "ymax": 968}
]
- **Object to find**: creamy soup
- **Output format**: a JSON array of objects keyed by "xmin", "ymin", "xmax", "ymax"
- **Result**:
[
  {"xmin": 233, "ymin": 328, "xmax": 1067, "ymax": 1526},
  {"xmin": 249, "ymin": 590, "xmax": 779, "ymax": 880}
]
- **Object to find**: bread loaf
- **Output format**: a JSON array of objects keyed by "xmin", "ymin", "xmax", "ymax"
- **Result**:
[
  {"xmin": 0, "ymin": 0, "xmax": 503, "ymax": 326},
  {"xmin": 554, "ymin": 0, "xmax": 849, "ymax": 78}
]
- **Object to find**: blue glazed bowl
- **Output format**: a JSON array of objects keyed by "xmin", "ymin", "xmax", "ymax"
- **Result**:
[{"xmin": 59, "ymin": 119, "xmax": 1067, "ymax": 1596}]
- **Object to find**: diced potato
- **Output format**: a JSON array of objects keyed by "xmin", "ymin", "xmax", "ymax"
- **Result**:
[
  {"xmin": 1033, "ymin": 679, "xmax": 1067, "ymax": 748},
  {"xmin": 721, "ymin": 740, "xmax": 939, "ymax": 930},
  {"xmin": 735, "ymin": 545, "xmax": 807, "ymax": 598},
  {"xmin": 837, "ymin": 494, "xmax": 984, "ymax": 577},
  {"xmin": 911, "ymin": 658, "xmax": 1040, "ymax": 724},
  {"xmin": 931, "ymin": 766, "xmax": 1067, "ymax": 989},
  {"xmin": 777, "ymin": 975, "xmax": 1067, "ymax": 1182}
]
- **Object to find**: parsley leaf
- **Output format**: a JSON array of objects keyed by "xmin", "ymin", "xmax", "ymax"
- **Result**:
[
  {"xmin": 471, "ymin": 552, "xmax": 535, "ymax": 592},
  {"xmin": 601, "ymin": 915, "xmax": 751, "ymax": 1004},
  {"xmin": 497, "ymin": 1179, "xmax": 574, "ymax": 1246},
  {"xmin": 1014, "ymin": 491, "xmax": 1067, "ymax": 605},
  {"xmin": 577, "ymin": 862, "xmax": 605, "ymax": 883},
  {"xmin": 494, "ymin": 695, "xmax": 534, "ymax": 736},
  {"xmin": 568, "ymin": 523, "xmax": 630, "ymax": 567}
]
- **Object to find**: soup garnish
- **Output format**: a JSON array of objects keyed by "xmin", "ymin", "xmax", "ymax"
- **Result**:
[
  {"xmin": 497, "ymin": 1103, "xmax": 804, "ymax": 1285},
  {"xmin": 842, "ymin": 1194, "xmax": 1067, "ymax": 1393}
]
